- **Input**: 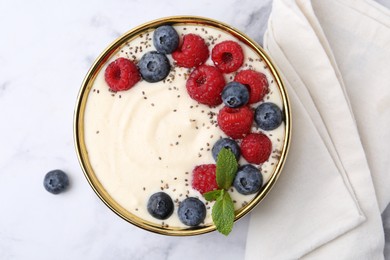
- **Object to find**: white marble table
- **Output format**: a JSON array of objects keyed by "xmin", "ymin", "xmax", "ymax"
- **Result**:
[
  {"xmin": 1, "ymin": 0, "xmax": 389, "ymax": 259},
  {"xmin": 0, "ymin": 1, "xmax": 272, "ymax": 259}
]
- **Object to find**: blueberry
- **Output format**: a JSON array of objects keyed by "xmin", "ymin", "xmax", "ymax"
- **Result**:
[
  {"xmin": 221, "ymin": 82, "xmax": 249, "ymax": 108},
  {"xmin": 255, "ymin": 102, "xmax": 283, "ymax": 130},
  {"xmin": 212, "ymin": 138, "xmax": 240, "ymax": 161},
  {"xmin": 178, "ymin": 197, "xmax": 206, "ymax": 226},
  {"xmin": 233, "ymin": 165, "xmax": 263, "ymax": 195},
  {"xmin": 153, "ymin": 25, "xmax": 179, "ymax": 54},
  {"xmin": 147, "ymin": 192, "xmax": 174, "ymax": 220},
  {"xmin": 43, "ymin": 169, "xmax": 69, "ymax": 194},
  {"xmin": 138, "ymin": 51, "xmax": 171, "ymax": 83}
]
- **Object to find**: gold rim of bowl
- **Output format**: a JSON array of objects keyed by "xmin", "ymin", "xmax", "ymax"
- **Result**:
[{"xmin": 73, "ymin": 15, "xmax": 292, "ymax": 236}]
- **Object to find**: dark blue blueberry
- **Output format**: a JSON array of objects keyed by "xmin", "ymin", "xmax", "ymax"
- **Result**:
[
  {"xmin": 221, "ymin": 82, "xmax": 249, "ymax": 108},
  {"xmin": 178, "ymin": 197, "xmax": 206, "ymax": 226},
  {"xmin": 254, "ymin": 102, "xmax": 283, "ymax": 131},
  {"xmin": 147, "ymin": 192, "xmax": 174, "ymax": 220},
  {"xmin": 153, "ymin": 25, "xmax": 179, "ymax": 54},
  {"xmin": 233, "ymin": 165, "xmax": 263, "ymax": 195},
  {"xmin": 43, "ymin": 170, "xmax": 69, "ymax": 194},
  {"xmin": 212, "ymin": 138, "xmax": 241, "ymax": 161},
  {"xmin": 138, "ymin": 51, "xmax": 171, "ymax": 83}
]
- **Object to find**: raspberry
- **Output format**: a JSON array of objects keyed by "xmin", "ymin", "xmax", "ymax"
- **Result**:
[
  {"xmin": 241, "ymin": 133, "xmax": 272, "ymax": 164},
  {"xmin": 192, "ymin": 164, "xmax": 218, "ymax": 194},
  {"xmin": 212, "ymin": 41, "xmax": 244, "ymax": 73},
  {"xmin": 172, "ymin": 34, "xmax": 209, "ymax": 68},
  {"xmin": 217, "ymin": 106, "xmax": 254, "ymax": 139},
  {"xmin": 234, "ymin": 70, "xmax": 269, "ymax": 104},
  {"xmin": 104, "ymin": 57, "xmax": 140, "ymax": 91},
  {"xmin": 186, "ymin": 65, "xmax": 225, "ymax": 106}
]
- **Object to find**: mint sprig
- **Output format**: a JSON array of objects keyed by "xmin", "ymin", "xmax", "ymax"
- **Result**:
[
  {"xmin": 203, "ymin": 148, "xmax": 238, "ymax": 236},
  {"xmin": 212, "ymin": 189, "xmax": 235, "ymax": 235},
  {"xmin": 204, "ymin": 189, "xmax": 222, "ymax": 201},
  {"xmin": 216, "ymin": 148, "xmax": 238, "ymax": 189}
]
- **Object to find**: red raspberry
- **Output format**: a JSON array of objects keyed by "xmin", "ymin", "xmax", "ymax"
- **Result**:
[
  {"xmin": 172, "ymin": 34, "xmax": 209, "ymax": 68},
  {"xmin": 186, "ymin": 65, "xmax": 226, "ymax": 106},
  {"xmin": 234, "ymin": 70, "xmax": 269, "ymax": 104},
  {"xmin": 241, "ymin": 133, "xmax": 272, "ymax": 164},
  {"xmin": 192, "ymin": 164, "xmax": 218, "ymax": 194},
  {"xmin": 104, "ymin": 57, "xmax": 140, "ymax": 91},
  {"xmin": 212, "ymin": 41, "xmax": 244, "ymax": 73},
  {"xmin": 217, "ymin": 106, "xmax": 254, "ymax": 139}
]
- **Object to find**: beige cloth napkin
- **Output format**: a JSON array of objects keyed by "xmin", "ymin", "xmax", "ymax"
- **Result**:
[{"xmin": 246, "ymin": 0, "xmax": 390, "ymax": 259}]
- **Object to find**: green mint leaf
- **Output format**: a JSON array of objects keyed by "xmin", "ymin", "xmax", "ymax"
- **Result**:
[
  {"xmin": 216, "ymin": 148, "xmax": 238, "ymax": 190},
  {"xmin": 204, "ymin": 189, "xmax": 223, "ymax": 202},
  {"xmin": 212, "ymin": 190, "xmax": 235, "ymax": 236}
]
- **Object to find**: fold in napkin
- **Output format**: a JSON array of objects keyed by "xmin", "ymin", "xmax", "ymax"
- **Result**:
[{"xmin": 245, "ymin": 0, "xmax": 390, "ymax": 259}]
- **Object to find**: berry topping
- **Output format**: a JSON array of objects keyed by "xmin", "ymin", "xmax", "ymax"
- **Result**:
[
  {"xmin": 234, "ymin": 70, "xmax": 269, "ymax": 104},
  {"xmin": 186, "ymin": 65, "xmax": 226, "ymax": 106},
  {"xmin": 211, "ymin": 40, "xmax": 244, "ymax": 73},
  {"xmin": 240, "ymin": 133, "xmax": 272, "ymax": 164},
  {"xmin": 147, "ymin": 192, "xmax": 174, "ymax": 220},
  {"xmin": 217, "ymin": 106, "xmax": 254, "ymax": 139},
  {"xmin": 233, "ymin": 164, "xmax": 263, "ymax": 195},
  {"xmin": 178, "ymin": 197, "xmax": 206, "ymax": 226},
  {"xmin": 138, "ymin": 51, "xmax": 171, "ymax": 83},
  {"xmin": 192, "ymin": 164, "xmax": 218, "ymax": 194},
  {"xmin": 172, "ymin": 34, "xmax": 209, "ymax": 68},
  {"xmin": 221, "ymin": 82, "xmax": 249, "ymax": 108},
  {"xmin": 255, "ymin": 102, "xmax": 283, "ymax": 131},
  {"xmin": 212, "ymin": 138, "xmax": 241, "ymax": 161},
  {"xmin": 104, "ymin": 57, "xmax": 140, "ymax": 91},
  {"xmin": 43, "ymin": 170, "xmax": 69, "ymax": 194},
  {"xmin": 153, "ymin": 25, "xmax": 179, "ymax": 54}
]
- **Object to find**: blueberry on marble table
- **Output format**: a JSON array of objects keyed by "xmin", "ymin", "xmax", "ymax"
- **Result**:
[{"xmin": 43, "ymin": 169, "xmax": 69, "ymax": 194}]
